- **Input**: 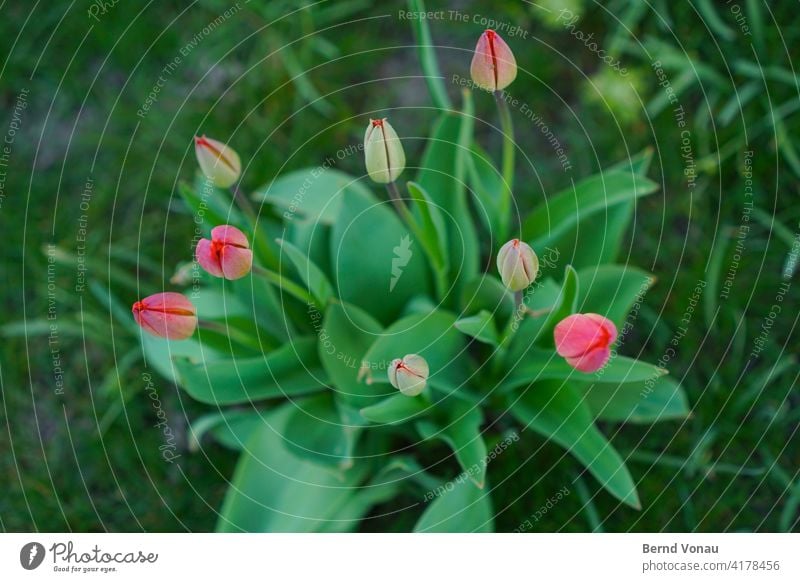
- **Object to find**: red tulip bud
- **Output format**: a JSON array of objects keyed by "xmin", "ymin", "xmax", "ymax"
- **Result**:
[
  {"xmin": 196, "ymin": 225, "xmax": 253, "ymax": 280},
  {"xmin": 132, "ymin": 292, "xmax": 197, "ymax": 340},
  {"xmin": 554, "ymin": 313, "xmax": 617, "ymax": 373},
  {"xmin": 470, "ymin": 29, "xmax": 517, "ymax": 92}
]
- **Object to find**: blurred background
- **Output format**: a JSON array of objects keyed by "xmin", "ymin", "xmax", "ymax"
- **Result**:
[{"xmin": 1, "ymin": 0, "xmax": 798, "ymax": 531}]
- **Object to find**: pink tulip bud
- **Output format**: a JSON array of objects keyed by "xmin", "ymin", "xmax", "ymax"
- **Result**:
[
  {"xmin": 497, "ymin": 239, "xmax": 539, "ymax": 292},
  {"xmin": 194, "ymin": 135, "xmax": 241, "ymax": 188},
  {"xmin": 195, "ymin": 225, "xmax": 253, "ymax": 280},
  {"xmin": 554, "ymin": 313, "xmax": 617, "ymax": 373},
  {"xmin": 470, "ymin": 29, "xmax": 518, "ymax": 92},
  {"xmin": 132, "ymin": 292, "xmax": 197, "ymax": 340},
  {"xmin": 388, "ymin": 354, "xmax": 429, "ymax": 397}
]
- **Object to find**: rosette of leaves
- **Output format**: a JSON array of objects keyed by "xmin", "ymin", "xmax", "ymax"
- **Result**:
[{"xmin": 127, "ymin": 17, "xmax": 689, "ymax": 533}]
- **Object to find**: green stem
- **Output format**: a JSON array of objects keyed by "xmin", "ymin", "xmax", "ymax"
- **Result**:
[
  {"xmin": 494, "ymin": 90, "xmax": 515, "ymax": 239},
  {"xmin": 492, "ymin": 286, "xmax": 534, "ymax": 376},
  {"xmin": 232, "ymin": 184, "xmax": 279, "ymax": 270},
  {"xmin": 386, "ymin": 181, "xmax": 410, "ymax": 218},
  {"xmin": 386, "ymin": 182, "xmax": 448, "ymax": 301},
  {"xmin": 252, "ymin": 264, "xmax": 316, "ymax": 307}
]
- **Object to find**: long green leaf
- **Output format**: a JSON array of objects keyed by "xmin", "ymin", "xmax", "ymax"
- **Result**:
[
  {"xmin": 577, "ymin": 374, "xmax": 690, "ymax": 424},
  {"xmin": 318, "ymin": 302, "xmax": 387, "ymax": 409},
  {"xmin": 523, "ymin": 171, "xmax": 658, "ymax": 248},
  {"xmin": 360, "ymin": 393, "xmax": 429, "ymax": 425},
  {"xmin": 416, "ymin": 112, "xmax": 479, "ymax": 304},
  {"xmin": 454, "ymin": 310, "xmax": 499, "ymax": 346},
  {"xmin": 510, "ymin": 380, "xmax": 641, "ymax": 508},
  {"xmin": 173, "ymin": 337, "xmax": 327, "ymax": 404},
  {"xmin": 416, "ymin": 401, "xmax": 488, "ymax": 488},
  {"xmin": 217, "ymin": 405, "xmax": 371, "ymax": 532},
  {"xmin": 330, "ymin": 187, "xmax": 431, "ymax": 323},
  {"xmin": 254, "ymin": 168, "xmax": 371, "ymax": 225},
  {"xmin": 500, "ymin": 352, "xmax": 667, "ymax": 393},
  {"xmin": 407, "ymin": 0, "xmax": 452, "ymax": 111},
  {"xmin": 576, "ymin": 265, "xmax": 655, "ymax": 329},
  {"xmin": 414, "ymin": 476, "xmax": 493, "ymax": 532},
  {"xmin": 284, "ymin": 393, "xmax": 359, "ymax": 469},
  {"xmin": 277, "ymin": 238, "xmax": 334, "ymax": 307}
]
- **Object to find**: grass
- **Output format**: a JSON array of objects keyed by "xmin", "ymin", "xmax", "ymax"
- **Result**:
[{"xmin": 1, "ymin": 0, "xmax": 798, "ymax": 531}]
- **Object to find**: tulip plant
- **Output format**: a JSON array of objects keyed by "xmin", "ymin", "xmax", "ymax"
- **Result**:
[{"xmin": 129, "ymin": 23, "xmax": 689, "ymax": 532}]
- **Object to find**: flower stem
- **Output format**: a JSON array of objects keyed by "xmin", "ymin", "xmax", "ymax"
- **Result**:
[
  {"xmin": 514, "ymin": 290, "xmax": 523, "ymax": 312},
  {"xmin": 494, "ymin": 90, "xmax": 515, "ymax": 239},
  {"xmin": 386, "ymin": 180, "xmax": 410, "ymax": 218},
  {"xmin": 492, "ymin": 287, "xmax": 529, "ymax": 376},
  {"xmin": 231, "ymin": 183, "xmax": 257, "ymax": 218},
  {"xmin": 232, "ymin": 183, "xmax": 278, "ymax": 269},
  {"xmin": 386, "ymin": 181, "xmax": 448, "ymax": 301}
]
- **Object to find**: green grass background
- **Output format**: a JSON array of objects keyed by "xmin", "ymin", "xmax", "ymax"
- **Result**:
[{"xmin": 1, "ymin": 0, "xmax": 798, "ymax": 531}]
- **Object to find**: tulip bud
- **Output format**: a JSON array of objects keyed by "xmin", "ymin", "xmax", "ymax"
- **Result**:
[
  {"xmin": 364, "ymin": 118, "xmax": 406, "ymax": 184},
  {"xmin": 196, "ymin": 225, "xmax": 253, "ymax": 280},
  {"xmin": 554, "ymin": 313, "xmax": 617, "ymax": 373},
  {"xmin": 497, "ymin": 239, "xmax": 538, "ymax": 292},
  {"xmin": 470, "ymin": 29, "xmax": 517, "ymax": 92},
  {"xmin": 194, "ymin": 135, "xmax": 241, "ymax": 188},
  {"xmin": 388, "ymin": 354, "xmax": 429, "ymax": 397},
  {"xmin": 132, "ymin": 292, "xmax": 197, "ymax": 340}
]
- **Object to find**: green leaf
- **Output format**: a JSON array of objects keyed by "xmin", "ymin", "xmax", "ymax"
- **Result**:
[
  {"xmin": 506, "ymin": 265, "xmax": 579, "ymax": 362},
  {"xmin": 318, "ymin": 302, "xmax": 387, "ymax": 408},
  {"xmin": 231, "ymin": 273, "xmax": 291, "ymax": 341},
  {"xmin": 466, "ymin": 144, "xmax": 504, "ymax": 236},
  {"xmin": 416, "ymin": 112, "xmax": 479, "ymax": 303},
  {"xmin": 576, "ymin": 265, "xmax": 655, "ymax": 329},
  {"xmin": 330, "ymin": 187, "xmax": 431, "ymax": 323},
  {"xmin": 179, "ymin": 178, "xmax": 243, "ymax": 236},
  {"xmin": 217, "ymin": 404, "xmax": 372, "ymax": 532},
  {"xmin": 537, "ymin": 265, "xmax": 579, "ymax": 345},
  {"xmin": 609, "ymin": 147, "xmax": 655, "ymax": 176},
  {"xmin": 407, "ymin": 0, "xmax": 452, "ymax": 111},
  {"xmin": 317, "ymin": 473, "xmax": 403, "ymax": 532},
  {"xmin": 454, "ymin": 310, "xmax": 499, "ymax": 346},
  {"xmin": 362, "ymin": 310, "xmax": 469, "ymax": 389},
  {"xmin": 360, "ymin": 393, "xmax": 429, "ymax": 425},
  {"xmin": 523, "ymin": 171, "xmax": 658, "ymax": 248},
  {"xmin": 189, "ymin": 409, "xmax": 266, "ymax": 451},
  {"xmin": 286, "ymin": 217, "xmax": 332, "ymax": 276},
  {"xmin": 570, "ymin": 149, "xmax": 655, "ymax": 268},
  {"xmin": 695, "ymin": 0, "xmax": 735, "ymax": 41},
  {"xmin": 414, "ymin": 476, "xmax": 494, "ymax": 532},
  {"xmin": 509, "ymin": 380, "xmax": 640, "ymax": 508},
  {"xmin": 416, "ymin": 401, "xmax": 488, "ymax": 488},
  {"xmin": 406, "ymin": 180, "xmax": 448, "ymax": 274},
  {"xmin": 460, "ymin": 274, "xmax": 514, "ymax": 323},
  {"xmin": 277, "ymin": 238, "xmax": 334, "ymax": 307},
  {"xmin": 578, "ymin": 374, "xmax": 690, "ymax": 424},
  {"xmin": 500, "ymin": 352, "xmax": 667, "ymax": 393},
  {"xmin": 279, "ymin": 41, "xmax": 335, "ymax": 117},
  {"xmin": 254, "ymin": 168, "xmax": 372, "ymax": 225},
  {"xmin": 173, "ymin": 337, "xmax": 327, "ymax": 405},
  {"xmin": 284, "ymin": 393, "xmax": 359, "ymax": 469}
]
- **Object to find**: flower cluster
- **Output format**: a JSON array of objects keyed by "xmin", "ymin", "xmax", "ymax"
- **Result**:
[{"xmin": 131, "ymin": 29, "xmax": 618, "ymax": 407}]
